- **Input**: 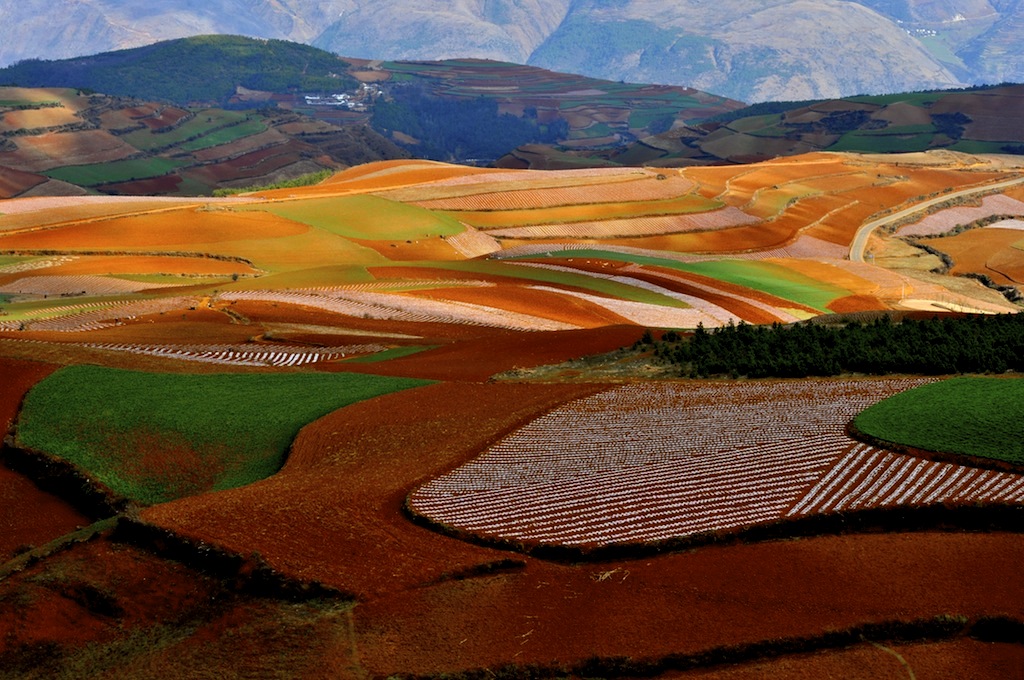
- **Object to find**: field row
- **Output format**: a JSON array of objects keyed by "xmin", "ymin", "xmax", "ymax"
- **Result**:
[
  {"xmin": 486, "ymin": 207, "xmax": 759, "ymax": 239},
  {"xmin": 220, "ymin": 290, "xmax": 577, "ymax": 331},
  {"xmin": 0, "ymin": 274, "xmax": 182, "ymax": 297},
  {"xmin": 897, "ymin": 194, "xmax": 1024, "ymax": 237},
  {"xmin": 405, "ymin": 378, "xmax": 1024, "ymax": 547},
  {"xmin": 82, "ymin": 342, "xmax": 387, "ymax": 367},
  {"xmin": 411, "ymin": 176, "xmax": 695, "ymax": 211},
  {"xmin": 0, "ymin": 296, "xmax": 194, "ymax": 332}
]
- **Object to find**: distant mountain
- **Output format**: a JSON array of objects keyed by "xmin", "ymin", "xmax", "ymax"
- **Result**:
[
  {"xmin": 0, "ymin": 38, "xmax": 744, "ymax": 166},
  {"xmin": 497, "ymin": 83, "xmax": 1024, "ymax": 168},
  {"xmin": 4, "ymin": 0, "xmax": 1021, "ymax": 102}
]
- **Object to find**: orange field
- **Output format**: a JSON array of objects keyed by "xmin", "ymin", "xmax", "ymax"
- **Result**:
[{"xmin": 928, "ymin": 227, "xmax": 1024, "ymax": 285}]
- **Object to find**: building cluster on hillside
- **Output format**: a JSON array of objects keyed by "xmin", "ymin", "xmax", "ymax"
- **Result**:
[{"xmin": 303, "ymin": 83, "xmax": 381, "ymax": 111}]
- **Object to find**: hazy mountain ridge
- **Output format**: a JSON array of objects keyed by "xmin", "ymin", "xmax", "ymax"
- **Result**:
[{"xmin": 2, "ymin": 0, "xmax": 1022, "ymax": 102}]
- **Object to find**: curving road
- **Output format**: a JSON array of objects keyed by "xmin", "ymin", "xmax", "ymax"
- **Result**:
[{"xmin": 849, "ymin": 174, "xmax": 1024, "ymax": 262}]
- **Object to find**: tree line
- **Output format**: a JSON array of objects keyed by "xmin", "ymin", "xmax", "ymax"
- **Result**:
[{"xmin": 637, "ymin": 313, "xmax": 1024, "ymax": 378}]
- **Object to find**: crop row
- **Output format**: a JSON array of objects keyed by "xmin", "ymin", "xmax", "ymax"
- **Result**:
[
  {"xmin": 897, "ymin": 194, "xmax": 1024, "ymax": 237},
  {"xmin": 0, "ymin": 256, "xmax": 77, "ymax": 274},
  {"xmin": 0, "ymin": 296, "xmax": 194, "ymax": 332},
  {"xmin": 412, "ymin": 176, "xmax": 695, "ymax": 211},
  {"xmin": 82, "ymin": 342, "xmax": 386, "ymax": 367},
  {"xmin": 408, "ymin": 378, "xmax": 1024, "ymax": 547},
  {"xmin": 0, "ymin": 274, "xmax": 179, "ymax": 297},
  {"xmin": 788, "ymin": 443, "xmax": 1024, "ymax": 516},
  {"xmin": 486, "ymin": 207, "xmax": 758, "ymax": 239},
  {"xmin": 220, "ymin": 290, "xmax": 576, "ymax": 331},
  {"xmin": 443, "ymin": 227, "xmax": 502, "ymax": 258}
]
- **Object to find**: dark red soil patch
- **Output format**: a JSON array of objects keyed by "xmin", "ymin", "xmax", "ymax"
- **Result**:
[
  {"xmin": 355, "ymin": 531, "xmax": 1024, "ymax": 677},
  {"xmin": 335, "ymin": 325, "xmax": 644, "ymax": 381},
  {"xmin": 0, "ymin": 536, "xmax": 223, "ymax": 669},
  {"xmin": 98, "ymin": 174, "xmax": 186, "ymax": 196},
  {"xmin": 141, "ymin": 381, "xmax": 606, "ymax": 599},
  {"xmin": 676, "ymin": 638, "xmax": 1024, "ymax": 679},
  {"xmin": 0, "ymin": 165, "xmax": 47, "ymax": 198},
  {"xmin": 0, "ymin": 357, "xmax": 90, "ymax": 558}
]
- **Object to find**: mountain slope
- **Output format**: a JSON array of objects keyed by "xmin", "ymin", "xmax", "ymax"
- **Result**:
[{"xmin": 1, "ymin": 1, "xmax": 1021, "ymax": 102}]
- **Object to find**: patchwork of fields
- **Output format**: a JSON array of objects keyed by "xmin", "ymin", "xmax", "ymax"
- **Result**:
[{"xmin": 1, "ymin": 151, "xmax": 1023, "ymax": 677}]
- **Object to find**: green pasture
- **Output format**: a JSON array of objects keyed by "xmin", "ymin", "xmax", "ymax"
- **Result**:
[
  {"xmin": 120, "ymin": 109, "xmax": 251, "ymax": 151},
  {"xmin": 16, "ymin": 367, "xmax": 432, "ymax": 505},
  {"xmin": 435, "ymin": 260, "xmax": 691, "ymax": 309},
  {"xmin": 251, "ymin": 195, "xmax": 465, "ymax": 240},
  {"xmin": 43, "ymin": 158, "xmax": 188, "ymax": 187},
  {"xmin": 854, "ymin": 377, "xmax": 1024, "ymax": 465},
  {"xmin": 950, "ymin": 140, "xmax": 1018, "ymax": 154},
  {"xmin": 176, "ymin": 118, "xmax": 267, "ymax": 152}
]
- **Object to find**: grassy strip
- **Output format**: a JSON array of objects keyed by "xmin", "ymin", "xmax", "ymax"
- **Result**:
[
  {"xmin": 16, "ymin": 367, "xmax": 431, "ymax": 504},
  {"xmin": 854, "ymin": 377, "xmax": 1024, "ymax": 465},
  {"xmin": 43, "ymin": 158, "xmax": 189, "ymax": 187},
  {"xmin": 120, "ymin": 109, "xmax": 249, "ymax": 151},
  {"xmin": 343, "ymin": 345, "xmax": 438, "ymax": 364}
]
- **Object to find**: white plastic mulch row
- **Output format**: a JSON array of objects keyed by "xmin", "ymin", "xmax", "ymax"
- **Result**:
[
  {"xmin": 409, "ymin": 378, "xmax": 1024, "ymax": 547},
  {"xmin": 83, "ymin": 342, "xmax": 386, "ymax": 367}
]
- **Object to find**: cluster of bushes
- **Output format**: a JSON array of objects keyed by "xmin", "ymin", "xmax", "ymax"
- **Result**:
[
  {"xmin": 212, "ymin": 168, "xmax": 333, "ymax": 196},
  {"xmin": 638, "ymin": 313, "xmax": 1024, "ymax": 378}
]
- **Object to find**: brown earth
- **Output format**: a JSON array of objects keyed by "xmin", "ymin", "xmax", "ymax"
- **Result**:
[
  {"xmin": 0, "ymin": 357, "xmax": 88, "ymax": 560},
  {"xmin": 927, "ymin": 227, "xmax": 1024, "ymax": 285}
]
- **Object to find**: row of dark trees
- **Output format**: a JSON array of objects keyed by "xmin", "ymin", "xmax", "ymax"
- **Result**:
[{"xmin": 638, "ymin": 313, "xmax": 1024, "ymax": 378}]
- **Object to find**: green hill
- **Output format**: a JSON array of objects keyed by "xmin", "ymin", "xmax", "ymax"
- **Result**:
[{"xmin": 0, "ymin": 35, "xmax": 357, "ymax": 105}]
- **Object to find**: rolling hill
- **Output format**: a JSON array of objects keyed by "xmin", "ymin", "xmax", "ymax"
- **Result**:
[{"xmin": 499, "ymin": 84, "xmax": 1024, "ymax": 168}]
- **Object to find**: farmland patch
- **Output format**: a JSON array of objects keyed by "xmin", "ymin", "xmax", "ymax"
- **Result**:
[
  {"xmin": 855, "ymin": 377, "xmax": 1024, "ymax": 466},
  {"xmin": 15, "ymin": 367, "xmax": 430, "ymax": 504}
]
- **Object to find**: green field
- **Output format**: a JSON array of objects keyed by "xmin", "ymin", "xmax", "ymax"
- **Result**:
[
  {"xmin": 177, "ymin": 118, "xmax": 268, "ymax": 152},
  {"xmin": 44, "ymin": 158, "xmax": 189, "ymax": 187},
  {"xmin": 854, "ymin": 377, "xmax": 1024, "ymax": 465},
  {"xmin": 252, "ymin": 195, "xmax": 466, "ymax": 240},
  {"xmin": 16, "ymin": 367, "xmax": 431, "ymax": 504},
  {"xmin": 120, "ymin": 110, "xmax": 252, "ymax": 151}
]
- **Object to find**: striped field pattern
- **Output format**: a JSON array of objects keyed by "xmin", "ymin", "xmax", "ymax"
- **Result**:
[
  {"xmin": 82, "ymin": 342, "xmax": 386, "ymax": 367},
  {"xmin": 408, "ymin": 379, "xmax": 1024, "ymax": 547}
]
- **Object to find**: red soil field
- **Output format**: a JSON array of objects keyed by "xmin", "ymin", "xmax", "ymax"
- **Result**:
[
  {"xmin": 0, "ymin": 165, "xmax": 46, "ymax": 198},
  {"xmin": 141, "ymin": 382, "xmax": 606, "ymax": 598},
  {"xmin": 0, "ymin": 130, "xmax": 138, "ymax": 172},
  {"xmin": 678, "ymin": 639, "xmax": 1024, "ymax": 679},
  {"xmin": 0, "ymin": 537, "xmax": 223, "ymax": 656},
  {"xmin": 355, "ymin": 531, "xmax": 1024, "ymax": 677},
  {"xmin": 828, "ymin": 294, "xmax": 887, "ymax": 313},
  {"xmin": 0, "ymin": 357, "xmax": 88, "ymax": 559},
  {"xmin": 337, "ymin": 325, "xmax": 645, "ymax": 381}
]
